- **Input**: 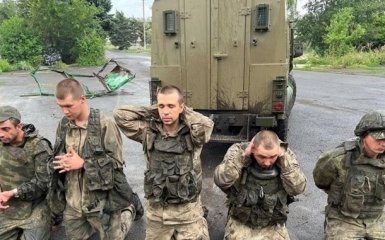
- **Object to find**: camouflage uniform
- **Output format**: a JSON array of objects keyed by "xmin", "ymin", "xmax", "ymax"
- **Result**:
[
  {"xmin": 314, "ymin": 139, "xmax": 385, "ymax": 239},
  {"xmin": 0, "ymin": 124, "xmax": 52, "ymax": 240},
  {"xmin": 114, "ymin": 105, "xmax": 213, "ymax": 240},
  {"xmin": 214, "ymin": 142, "xmax": 306, "ymax": 240},
  {"xmin": 48, "ymin": 109, "xmax": 136, "ymax": 240}
]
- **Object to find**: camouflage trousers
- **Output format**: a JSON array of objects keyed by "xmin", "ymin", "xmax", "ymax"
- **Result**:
[
  {"xmin": 325, "ymin": 215, "xmax": 385, "ymax": 240},
  {"xmin": 146, "ymin": 217, "xmax": 209, "ymax": 240},
  {"xmin": 63, "ymin": 204, "xmax": 135, "ymax": 240},
  {"xmin": 224, "ymin": 217, "xmax": 289, "ymax": 240},
  {"xmin": 0, "ymin": 201, "xmax": 51, "ymax": 240}
]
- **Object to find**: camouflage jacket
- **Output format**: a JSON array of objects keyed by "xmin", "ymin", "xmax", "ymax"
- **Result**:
[
  {"xmin": 48, "ymin": 109, "xmax": 132, "ymax": 216},
  {"xmin": 314, "ymin": 138, "xmax": 385, "ymax": 224},
  {"xmin": 114, "ymin": 105, "xmax": 214, "ymax": 224},
  {"xmin": 0, "ymin": 124, "xmax": 52, "ymax": 219},
  {"xmin": 214, "ymin": 142, "xmax": 306, "ymax": 197}
]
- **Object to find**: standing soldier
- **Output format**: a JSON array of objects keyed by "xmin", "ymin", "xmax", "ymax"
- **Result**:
[
  {"xmin": 314, "ymin": 111, "xmax": 385, "ymax": 239},
  {"xmin": 0, "ymin": 106, "xmax": 52, "ymax": 240},
  {"xmin": 48, "ymin": 78, "xmax": 142, "ymax": 240},
  {"xmin": 114, "ymin": 85, "xmax": 214, "ymax": 240},
  {"xmin": 214, "ymin": 130, "xmax": 306, "ymax": 239}
]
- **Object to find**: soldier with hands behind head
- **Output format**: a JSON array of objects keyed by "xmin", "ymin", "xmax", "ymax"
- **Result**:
[
  {"xmin": 48, "ymin": 78, "xmax": 142, "ymax": 240},
  {"xmin": 314, "ymin": 110, "xmax": 385, "ymax": 239},
  {"xmin": 114, "ymin": 85, "xmax": 214, "ymax": 240},
  {"xmin": 0, "ymin": 106, "xmax": 52, "ymax": 240},
  {"xmin": 214, "ymin": 130, "xmax": 306, "ymax": 240}
]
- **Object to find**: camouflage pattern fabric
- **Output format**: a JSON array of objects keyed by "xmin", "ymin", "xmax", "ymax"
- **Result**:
[
  {"xmin": 146, "ymin": 215, "xmax": 209, "ymax": 240},
  {"xmin": 214, "ymin": 141, "xmax": 306, "ymax": 238},
  {"xmin": 224, "ymin": 216, "xmax": 289, "ymax": 240},
  {"xmin": 314, "ymin": 139, "xmax": 385, "ymax": 238},
  {"xmin": 51, "ymin": 109, "xmax": 134, "ymax": 239},
  {"xmin": 0, "ymin": 124, "xmax": 52, "ymax": 240},
  {"xmin": 325, "ymin": 214, "xmax": 385, "ymax": 239},
  {"xmin": 64, "ymin": 204, "xmax": 134, "ymax": 240},
  {"xmin": 114, "ymin": 105, "xmax": 214, "ymax": 226}
]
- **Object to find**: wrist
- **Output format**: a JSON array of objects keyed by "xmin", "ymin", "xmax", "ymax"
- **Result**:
[{"xmin": 12, "ymin": 188, "xmax": 19, "ymax": 198}]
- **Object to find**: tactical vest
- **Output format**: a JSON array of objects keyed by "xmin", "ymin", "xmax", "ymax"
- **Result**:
[
  {"xmin": 49, "ymin": 108, "xmax": 132, "ymax": 215},
  {"xmin": 227, "ymin": 162, "xmax": 288, "ymax": 228},
  {"xmin": 329, "ymin": 140, "xmax": 385, "ymax": 219},
  {"xmin": 0, "ymin": 135, "xmax": 44, "ymax": 219},
  {"xmin": 143, "ymin": 123, "xmax": 200, "ymax": 204}
]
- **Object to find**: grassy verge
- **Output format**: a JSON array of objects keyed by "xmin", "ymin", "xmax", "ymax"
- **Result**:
[{"xmin": 294, "ymin": 50, "xmax": 385, "ymax": 75}]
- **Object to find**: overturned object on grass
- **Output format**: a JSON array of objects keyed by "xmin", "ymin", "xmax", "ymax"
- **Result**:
[{"xmin": 20, "ymin": 59, "xmax": 135, "ymax": 98}]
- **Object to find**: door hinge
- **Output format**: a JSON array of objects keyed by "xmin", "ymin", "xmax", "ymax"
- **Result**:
[
  {"xmin": 180, "ymin": 12, "xmax": 190, "ymax": 19},
  {"xmin": 239, "ymin": 8, "xmax": 251, "ymax": 16},
  {"xmin": 237, "ymin": 91, "xmax": 248, "ymax": 99}
]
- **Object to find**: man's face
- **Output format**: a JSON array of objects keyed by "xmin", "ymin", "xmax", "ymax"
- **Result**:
[
  {"xmin": 363, "ymin": 134, "xmax": 385, "ymax": 156},
  {"xmin": 252, "ymin": 144, "xmax": 280, "ymax": 169},
  {"xmin": 56, "ymin": 94, "xmax": 85, "ymax": 121},
  {"xmin": 0, "ymin": 120, "xmax": 22, "ymax": 144},
  {"xmin": 157, "ymin": 91, "xmax": 184, "ymax": 127}
]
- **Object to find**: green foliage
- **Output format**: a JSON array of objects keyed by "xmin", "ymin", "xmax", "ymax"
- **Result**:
[
  {"xmin": 0, "ymin": 16, "xmax": 43, "ymax": 64},
  {"xmin": 76, "ymin": 31, "xmax": 106, "ymax": 66},
  {"xmin": 324, "ymin": 8, "xmax": 365, "ymax": 56},
  {"xmin": 27, "ymin": 0, "xmax": 101, "ymax": 64},
  {"xmin": 109, "ymin": 11, "xmax": 135, "ymax": 49},
  {"xmin": 86, "ymin": 0, "xmax": 113, "ymax": 33},
  {"xmin": 297, "ymin": 0, "xmax": 385, "ymax": 55},
  {"xmin": 0, "ymin": 59, "xmax": 12, "ymax": 72},
  {"xmin": 0, "ymin": 0, "xmax": 17, "ymax": 23}
]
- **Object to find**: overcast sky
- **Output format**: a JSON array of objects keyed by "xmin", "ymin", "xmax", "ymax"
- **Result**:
[{"xmin": 111, "ymin": 0, "xmax": 308, "ymax": 19}]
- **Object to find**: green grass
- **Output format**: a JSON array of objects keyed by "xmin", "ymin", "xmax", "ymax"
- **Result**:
[{"xmin": 294, "ymin": 50, "xmax": 385, "ymax": 75}]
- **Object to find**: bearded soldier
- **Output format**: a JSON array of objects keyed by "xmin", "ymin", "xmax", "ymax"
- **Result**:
[
  {"xmin": 214, "ymin": 130, "xmax": 306, "ymax": 240},
  {"xmin": 314, "ymin": 111, "xmax": 385, "ymax": 239},
  {"xmin": 0, "ymin": 106, "xmax": 52, "ymax": 239},
  {"xmin": 114, "ymin": 85, "xmax": 214, "ymax": 240}
]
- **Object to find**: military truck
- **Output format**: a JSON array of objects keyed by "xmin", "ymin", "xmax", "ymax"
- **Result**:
[{"xmin": 149, "ymin": 0, "xmax": 303, "ymax": 142}]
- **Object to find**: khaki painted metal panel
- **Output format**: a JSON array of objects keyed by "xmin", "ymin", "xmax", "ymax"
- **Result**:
[
  {"xmin": 151, "ymin": 0, "xmax": 182, "ymax": 74},
  {"xmin": 211, "ymin": 0, "xmax": 247, "ymax": 111},
  {"xmin": 249, "ymin": 64, "xmax": 288, "ymax": 114},
  {"xmin": 183, "ymin": 0, "xmax": 210, "ymax": 109},
  {"xmin": 249, "ymin": 0, "xmax": 289, "ymax": 64},
  {"xmin": 150, "ymin": 65, "xmax": 182, "ymax": 91}
]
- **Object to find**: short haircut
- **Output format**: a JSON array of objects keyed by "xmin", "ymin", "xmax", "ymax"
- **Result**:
[
  {"xmin": 157, "ymin": 85, "xmax": 184, "ymax": 103},
  {"xmin": 55, "ymin": 78, "xmax": 85, "ymax": 100},
  {"xmin": 8, "ymin": 117, "xmax": 20, "ymax": 126},
  {"xmin": 253, "ymin": 130, "xmax": 279, "ymax": 150}
]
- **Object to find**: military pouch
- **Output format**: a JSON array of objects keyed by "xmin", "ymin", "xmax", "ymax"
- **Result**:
[
  {"xmin": 340, "ymin": 193, "xmax": 364, "ymax": 218},
  {"xmin": 85, "ymin": 156, "xmax": 114, "ymax": 191},
  {"xmin": 178, "ymin": 172, "xmax": 198, "ymax": 201},
  {"xmin": 144, "ymin": 170, "xmax": 154, "ymax": 198},
  {"xmin": 105, "ymin": 168, "xmax": 132, "ymax": 212},
  {"xmin": 230, "ymin": 205, "xmax": 251, "ymax": 224},
  {"xmin": 375, "ymin": 175, "xmax": 385, "ymax": 200}
]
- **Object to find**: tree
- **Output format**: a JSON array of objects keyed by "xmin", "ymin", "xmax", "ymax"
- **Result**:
[
  {"xmin": 324, "ymin": 8, "xmax": 365, "ymax": 56},
  {"xmin": 0, "ymin": 16, "xmax": 42, "ymax": 64},
  {"xmin": 109, "ymin": 12, "xmax": 142, "ymax": 50},
  {"xmin": 26, "ymin": 0, "xmax": 101, "ymax": 63},
  {"xmin": 86, "ymin": 0, "xmax": 114, "ymax": 33},
  {"xmin": 296, "ymin": 0, "xmax": 385, "ymax": 54},
  {"xmin": 0, "ymin": 0, "xmax": 17, "ymax": 23}
]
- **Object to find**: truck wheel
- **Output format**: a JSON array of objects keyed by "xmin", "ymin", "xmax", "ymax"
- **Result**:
[
  {"xmin": 287, "ymin": 74, "xmax": 296, "ymax": 113},
  {"xmin": 275, "ymin": 118, "xmax": 289, "ymax": 141}
]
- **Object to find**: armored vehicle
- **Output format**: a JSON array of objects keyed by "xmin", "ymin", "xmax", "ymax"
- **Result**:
[{"xmin": 150, "ymin": 0, "xmax": 303, "ymax": 142}]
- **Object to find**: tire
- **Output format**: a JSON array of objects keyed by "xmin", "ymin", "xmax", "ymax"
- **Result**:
[
  {"xmin": 275, "ymin": 118, "xmax": 289, "ymax": 141},
  {"xmin": 287, "ymin": 74, "xmax": 297, "ymax": 114}
]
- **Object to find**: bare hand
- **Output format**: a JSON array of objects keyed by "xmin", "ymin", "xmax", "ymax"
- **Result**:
[
  {"xmin": 53, "ymin": 146, "xmax": 84, "ymax": 173},
  {"xmin": 243, "ymin": 137, "xmax": 255, "ymax": 157},
  {"xmin": 0, "ymin": 190, "xmax": 14, "ymax": 210}
]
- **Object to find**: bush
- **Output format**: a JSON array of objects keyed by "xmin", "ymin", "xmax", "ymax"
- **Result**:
[
  {"xmin": 0, "ymin": 59, "xmax": 12, "ymax": 72},
  {"xmin": 0, "ymin": 16, "xmax": 43, "ymax": 64},
  {"xmin": 76, "ymin": 31, "xmax": 106, "ymax": 66}
]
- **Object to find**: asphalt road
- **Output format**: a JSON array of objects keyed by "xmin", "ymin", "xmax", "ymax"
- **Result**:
[{"xmin": 0, "ymin": 51, "xmax": 384, "ymax": 240}]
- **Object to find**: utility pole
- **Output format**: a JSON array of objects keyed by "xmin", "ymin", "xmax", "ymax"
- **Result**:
[{"xmin": 143, "ymin": 0, "xmax": 147, "ymax": 49}]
